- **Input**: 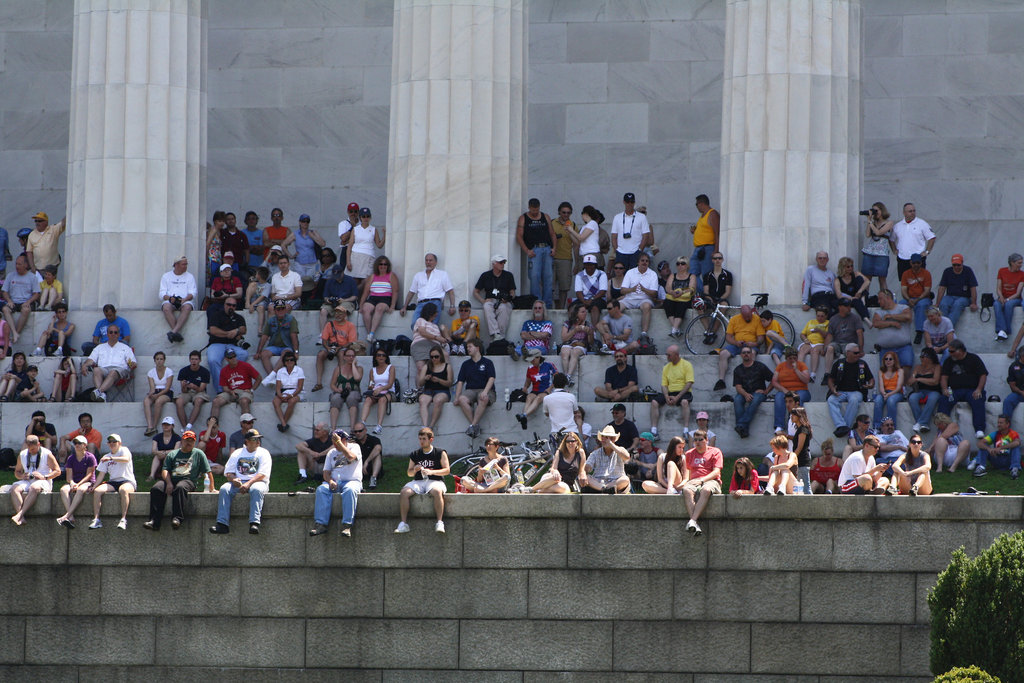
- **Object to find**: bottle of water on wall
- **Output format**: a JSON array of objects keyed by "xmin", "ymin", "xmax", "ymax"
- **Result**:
[{"xmin": 794, "ymin": 478, "xmax": 805, "ymax": 495}]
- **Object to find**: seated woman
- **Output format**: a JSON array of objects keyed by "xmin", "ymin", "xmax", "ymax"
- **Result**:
[
  {"xmin": 930, "ymin": 412, "xmax": 970, "ymax": 473},
  {"xmin": 461, "ymin": 437, "xmax": 511, "ymax": 493},
  {"xmin": 729, "ymin": 456, "xmax": 761, "ymax": 496},
  {"xmin": 328, "ymin": 347, "xmax": 363, "ymax": 430},
  {"xmin": 797, "ymin": 306, "xmax": 831, "ymax": 381},
  {"xmin": 35, "ymin": 302, "xmax": 74, "ymax": 356},
  {"xmin": 197, "ymin": 416, "xmax": 227, "ymax": 476},
  {"xmin": 143, "ymin": 351, "xmax": 175, "ymax": 436},
  {"xmin": 314, "ymin": 305, "xmax": 357, "ymax": 392},
  {"xmin": 531, "ymin": 432, "xmax": 587, "ymax": 494},
  {"xmin": 56, "ymin": 435, "xmax": 97, "ymax": 528},
  {"xmin": 245, "ymin": 266, "xmax": 272, "ymax": 330},
  {"xmin": 515, "ymin": 348, "xmax": 557, "ymax": 430},
  {"xmin": 273, "ymin": 350, "xmax": 305, "ymax": 432},
  {"xmin": 0, "ymin": 351, "xmax": 28, "ymax": 401},
  {"xmin": 559, "ymin": 303, "xmax": 592, "ymax": 384},
  {"xmin": 417, "ymin": 345, "xmax": 452, "ymax": 431},
  {"xmin": 50, "ymin": 355, "xmax": 77, "ymax": 403},
  {"xmin": 834, "ymin": 256, "xmax": 871, "ymax": 321},
  {"xmin": 809, "ymin": 438, "xmax": 843, "ymax": 494},
  {"xmin": 359, "ymin": 256, "xmax": 400, "ymax": 344},
  {"xmin": 448, "ymin": 301, "xmax": 480, "ymax": 355},
  {"xmin": 764, "ymin": 434, "xmax": 797, "ymax": 495},
  {"xmin": 411, "ymin": 303, "xmax": 449, "ymax": 376},
  {"xmin": 888, "ymin": 433, "xmax": 932, "ymax": 496},
  {"xmin": 872, "ymin": 351, "xmax": 905, "ymax": 430},
  {"xmin": 642, "ymin": 436, "xmax": 687, "ymax": 494},
  {"xmin": 361, "ymin": 349, "xmax": 395, "ymax": 436},
  {"xmin": 908, "ymin": 347, "xmax": 942, "ymax": 433},
  {"xmin": 149, "ymin": 416, "xmax": 181, "ymax": 481}
]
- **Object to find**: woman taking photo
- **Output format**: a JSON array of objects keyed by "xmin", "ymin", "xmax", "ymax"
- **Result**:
[
  {"xmin": 642, "ymin": 436, "xmax": 687, "ymax": 494},
  {"xmin": 663, "ymin": 256, "xmax": 698, "ymax": 337},
  {"xmin": 361, "ymin": 350, "xmax": 396, "ymax": 436},
  {"xmin": 328, "ymin": 347, "xmax": 363, "ymax": 431},
  {"xmin": 908, "ymin": 347, "xmax": 942, "ymax": 433},
  {"xmin": 872, "ymin": 350, "xmax": 905, "ymax": 430},
  {"xmin": 417, "ymin": 345, "xmax": 452, "ymax": 431},
  {"xmin": 142, "ymin": 351, "xmax": 175, "ymax": 436},
  {"xmin": 860, "ymin": 201, "xmax": 893, "ymax": 293},
  {"xmin": 531, "ymin": 431, "xmax": 588, "ymax": 494}
]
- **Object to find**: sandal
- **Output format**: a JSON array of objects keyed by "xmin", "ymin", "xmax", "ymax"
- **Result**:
[
  {"xmin": 48, "ymin": 397, "xmax": 56, "ymax": 402},
  {"xmin": 311, "ymin": 384, "xmax": 323, "ymax": 392}
]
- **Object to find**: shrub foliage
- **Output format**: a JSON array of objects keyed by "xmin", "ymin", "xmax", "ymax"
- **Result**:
[{"xmin": 933, "ymin": 664, "xmax": 1002, "ymax": 682}]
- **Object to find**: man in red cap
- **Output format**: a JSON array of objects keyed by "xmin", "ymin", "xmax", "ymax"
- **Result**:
[
  {"xmin": 336, "ymin": 202, "xmax": 360, "ymax": 272},
  {"xmin": 143, "ymin": 430, "xmax": 213, "ymax": 531},
  {"xmin": 934, "ymin": 254, "xmax": 978, "ymax": 328}
]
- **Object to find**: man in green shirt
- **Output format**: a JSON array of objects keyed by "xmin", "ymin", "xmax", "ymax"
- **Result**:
[{"xmin": 143, "ymin": 430, "xmax": 213, "ymax": 530}]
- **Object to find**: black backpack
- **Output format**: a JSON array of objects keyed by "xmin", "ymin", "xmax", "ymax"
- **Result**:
[
  {"xmin": 512, "ymin": 295, "xmax": 537, "ymax": 310},
  {"xmin": 487, "ymin": 339, "xmax": 513, "ymax": 356}
]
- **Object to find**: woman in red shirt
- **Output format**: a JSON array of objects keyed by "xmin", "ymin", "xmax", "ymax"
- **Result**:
[
  {"xmin": 198, "ymin": 416, "xmax": 227, "ymax": 476},
  {"xmin": 729, "ymin": 457, "xmax": 760, "ymax": 496},
  {"xmin": 810, "ymin": 439, "xmax": 843, "ymax": 494},
  {"xmin": 995, "ymin": 252, "xmax": 1024, "ymax": 339}
]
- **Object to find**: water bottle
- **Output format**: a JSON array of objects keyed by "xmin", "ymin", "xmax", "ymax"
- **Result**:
[
  {"xmin": 523, "ymin": 464, "xmax": 538, "ymax": 481},
  {"xmin": 515, "ymin": 470, "xmax": 525, "ymax": 486},
  {"xmin": 504, "ymin": 387, "xmax": 511, "ymax": 403},
  {"xmin": 794, "ymin": 479, "xmax": 805, "ymax": 495}
]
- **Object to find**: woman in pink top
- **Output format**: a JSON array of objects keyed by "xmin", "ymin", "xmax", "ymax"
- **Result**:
[{"xmin": 359, "ymin": 256, "xmax": 400, "ymax": 343}]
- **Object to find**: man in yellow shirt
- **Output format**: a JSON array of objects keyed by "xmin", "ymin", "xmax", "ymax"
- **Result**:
[
  {"xmin": 551, "ymin": 202, "xmax": 577, "ymax": 309},
  {"xmin": 649, "ymin": 345, "xmax": 694, "ymax": 440},
  {"xmin": 689, "ymin": 194, "xmax": 719, "ymax": 281},
  {"xmin": 714, "ymin": 305, "xmax": 764, "ymax": 391},
  {"xmin": 27, "ymin": 212, "xmax": 66, "ymax": 274}
]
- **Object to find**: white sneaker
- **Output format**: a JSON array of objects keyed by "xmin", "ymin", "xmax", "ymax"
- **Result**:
[
  {"xmin": 691, "ymin": 521, "xmax": 702, "ymax": 537},
  {"xmin": 394, "ymin": 521, "xmax": 411, "ymax": 534},
  {"xmin": 774, "ymin": 427, "xmax": 784, "ymax": 435},
  {"xmin": 667, "ymin": 487, "xmax": 678, "ymax": 495},
  {"xmin": 372, "ymin": 424, "xmax": 383, "ymax": 435},
  {"xmin": 55, "ymin": 346, "xmax": 63, "ymax": 356},
  {"xmin": 975, "ymin": 430, "xmax": 985, "ymax": 439},
  {"xmin": 685, "ymin": 519, "xmax": 697, "ymax": 533},
  {"xmin": 651, "ymin": 427, "xmax": 659, "ymax": 439},
  {"xmin": 366, "ymin": 332, "xmax": 375, "ymax": 343},
  {"xmin": 809, "ymin": 372, "xmax": 816, "ymax": 381},
  {"xmin": 912, "ymin": 423, "xmax": 923, "ymax": 433},
  {"xmin": 33, "ymin": 347, "xmax": 43, "ymax": 355},
  {"xmin": 434, "ymin": 520, "xmax": 445, "ymax": 534},
  {"xmin": 997, "ymin": 330, "xmax": 1008, "ymax": 340},
  {"xmin": 966, "ymin": 458, "xmax": 978, "ymax": 471},
  {"xmin": 88, "ymin": 519, "xmax": 102, "ymax": 529},
  {"xmin": 116, "ymin": 519, "xmax": 127, "ymax": 530},
  {"xmin": 185, "ymin": 423, "xmax": 192, "ymax": 432},
  {"xmin": 97, "ymin": 391, "xmax": 107, "ymax": 402}
]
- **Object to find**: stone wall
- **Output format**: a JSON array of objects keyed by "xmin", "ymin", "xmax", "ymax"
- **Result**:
[{"xmin": 2, "ymin": 493, "xmax": 1018, "ymax": 679}]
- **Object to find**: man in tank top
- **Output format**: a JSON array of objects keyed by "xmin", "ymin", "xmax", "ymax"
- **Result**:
[{"xmin": 516, "ymin": 198, "xmax": 555, "ymax": 308}]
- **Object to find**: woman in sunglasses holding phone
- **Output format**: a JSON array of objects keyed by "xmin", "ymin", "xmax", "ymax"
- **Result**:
[{"xmin": 887, "ymin": 433, "xmax": 932, "ymax": 496}]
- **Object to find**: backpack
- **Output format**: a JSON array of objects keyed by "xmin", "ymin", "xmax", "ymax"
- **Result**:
[
  {"xmin": 0, "ymin": 447, "xmax": 15, "ymax": 469},
  {"xmin": 598, "ymin": 227, "xmax": 611, "ymax": 255},
  {"xmin": 512, "ymin": 294, "xmax": 537, "ymax": 310},
  {"xmin": 393, "ymin": 335, "xmax": 412, "ymax": 356},
  {"xmin": 635, "ymin": 339, "xmax": 657, "ymax": 355},
  {"xmin": 487, "ymin": 339, "xmax": 513, "ymax": 356}
]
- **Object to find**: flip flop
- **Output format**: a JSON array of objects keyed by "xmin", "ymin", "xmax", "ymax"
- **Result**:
[{"xmin": 311, "ymin": 384, "xmax": 323, "ymax": 392}]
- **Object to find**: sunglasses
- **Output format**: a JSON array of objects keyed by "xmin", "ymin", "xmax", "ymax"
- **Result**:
[
  {"xmin": 694, "ymin": 437, "xmax": 706, "ymax": 442},
  {"xmin": 910, "ymin": 439, "xmax": 922, "ymax": 444},
  {"xmin": 353, "ymin": 429, "xmax": 366, "ymax": 434},
  {"xmin": 430, "ymin": 354, "xmax": 441, "ymax": 359},
  {"xmin": 614, "ymin": 266, "xmax": 625, "ymax": 270},
  {"xmin": 712, "ymin": 256, "xmax": 723, "ymax": 260}
]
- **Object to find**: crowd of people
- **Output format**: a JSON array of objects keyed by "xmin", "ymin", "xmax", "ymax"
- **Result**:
[{"xmin": 2, "ymin": 196, "xmax": 1021, "ymax": 537}]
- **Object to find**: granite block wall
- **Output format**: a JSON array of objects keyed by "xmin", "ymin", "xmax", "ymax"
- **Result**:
[{"xmin": 1, "ymin": 493, "xmax": 1015, "ymax": 679}]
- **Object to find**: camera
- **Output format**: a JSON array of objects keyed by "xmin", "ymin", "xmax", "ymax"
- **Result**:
[
  {"xmin": 858, "ymin": 209, "xmax": 871, "ymax": 216},
  {"xmin": 169, "ymin": 296, "xmax": 182, "ymax": 310},
  {"xmin": 326, "ymin": 297, "xmax": 340, "ymax": 306},
  {"xmin": 238, "ymin": 340, "xmax": 251, "ymax": 351},
  {"xmin": 325, "ymin": 345, "xmax": 339, "ymax": 361}
]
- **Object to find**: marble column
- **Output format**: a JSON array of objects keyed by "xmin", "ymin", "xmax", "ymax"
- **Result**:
[
  {"xmin": 66, "ymin": 0, "xmax": 206, "ymax": 311},
  {"xmin": 386, "ymin": 0, "xmax": 527, "ymax": 300},
  {"xmin": 719, "ymin": 0, "xmax": 862, "ymax": 306}
]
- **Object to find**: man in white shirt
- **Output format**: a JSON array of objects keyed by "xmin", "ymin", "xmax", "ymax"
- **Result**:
[
  {"xmin": 801, "ymin": 251, "xmax": 837, "ymax": 313},
  {"xmin": 209, "ymin": 429, "xmax": 273, "ymax": 535},
  {"xmin": 892, "ymin": 203, "xmax": 936, "ymax": 280},
  {"xmin": 336, "ymin": 202, "xmax": 360, "ymax": 271},
  {"xmin": 543, "ymin": 373, "xmax": 578, "ymax": 444},
  {"xmin": 270, "ymin": 255, "xmax": 304, "ymax": 310},
  {"xmin": 619, "ymin": 253, "xmax": 659, "ymax": 339},
  {"xmin": 309, "ymin": 429, "xmax": 363, "ymax": 537},
  {"xmin": 80, "ymin": 325, "xmax": 137, "ymax": 402},
  {"xmin": 573, "ymin": 254, "xmax": 608, "ymax": 325},
  {"xmin": 610, "ymin": 192, "xmax": 651, "ymax": 271},
  {"xmin": 838, "ymin": 435, "xmax": 889, "ymax": 494},
  {"xmin": 400, "ymin": 252, "xmax": 456, "ymax": 324},
  {"xmin": 88, "ymin": 434, "xmax": 136, "ymax": 530},
  {"xmin": 159, "ymin": 256, "xmax": 198, "ymax": 343}
]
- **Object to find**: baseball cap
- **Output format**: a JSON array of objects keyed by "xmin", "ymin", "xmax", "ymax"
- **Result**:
[
  {"xmin": 910, "ymin": 253, "xmax": 923, "ymax": 263},
  {"xmin": 72, "ymin": 435, "xmax": 88, "ymax": 445},
  {"xmin": 17, "ymin": 228, "xmax": 31, "ymax": 238},
  {"xmin": 347, "ymin": 202, "xmax": 359, "ymax": 213},
  {"xmin": 219, "ymin": 263, "xmax": 233, "ymax": 272},
  {"xmin": 223, "ymin": 251, "xmax": 234, "ymax": 259},
  {"xmin": 273, "ymin": 299, "xmax": 287, "ymax": 309},
  {"xmin": 837, "ymin": 298, "xmax": 852, "ymax": 307},
  {"xmin": 174, "ymin": 255, "xmax": 188, "ymax": 264},
  {"xmin": 244, "ymin": 429, "xmax": 262, "ymax": 440},
  {"xmin": 162, "ymin": 416, "xmax": 175, "ymax": 425},
  {"xmin": 333, "ymin": 428, "xmax": 350, "ymax": 440},
  {"xmin": 951, "ymin": 254, "xmax": 964, "ymax": 265},
  {"xmin": 623, "ymin": 192, "xmax": 636, "ymax": 202},
  {"xmin": 182, "ymin": 430, "xmax": 197, "ymax": 440},
  {"xmin": 224, "ymin": 348, "xmax": 237, "ymax": 358},
  {"xmin": 583, "ymin": 254, "xmax": 597, "ymax": 264},
  {"xmin": 240, "ymin": 413, "xmax": 256, "ymax": 422},
  {"xmin": 32, "ymin": 212, "xmax": 49, "ymax": 222},
  {"xmin": 269, "ymin": 245, "xmax": 284, "ymax": 253},
  {"xmin": 491, "ymin": 254, "xmax": 507, "ymax": 263},
  {"xmin": 524, "ymin": 347, "xmax": 542, "ymax": 360},
  {"xmin": 107, "ymin": 434, "xmax": 122, "ymax": 443},
  {"xmin": 359, "ymin": 207, "xmax": 371, "ymax": 217},
  {"xmin": 611, "ymin": 403, "xmax": 626, "ymax": 412},
  {"xmin": 696, "ymin": 411, "xmax": 709, "ymax": 420},
  {"xmin": 299, "ymin": 213, "xmax": 311, "ymax": 222}
]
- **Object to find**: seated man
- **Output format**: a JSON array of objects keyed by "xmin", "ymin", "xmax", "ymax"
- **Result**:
[
  {"xmin": 88, "ymin": 434, "xmax": 136, "ymax": 530},
  {"xmin": 24, "ymin": 410, "xmax": 57, "ymax": 451},
  {"xmin": 82, "ymin": 304, "xmax": 132, "ymax": 357},
  {"xmin": 650, "ymin": 344, "xmax": 693, "ymax": 440},
  {"xmin": 453, "ymin": 339, "xmax": 495, "ymax": 439},
  {"xmin": 58, "ymin": 412, "xmax": 103, "ymax": 461},
  {"xmin": 939, "ymin": 340, "xmax": 988, "ymax": 439},
  {"xmin": 872, "ymin": 288, "xmax": 914, "ymax": 371},
  {"xmin": 732, "ymin": 346, "xmax": 773, "ymax": 438},
  {"xmin": 899, "ymin": 253, "xmax": 933, "ymax": 345},
  {"xmin": 318, "ymin": 264, "xmax": 359, "ymax": 329},
  {"xmin": 295, "ymin": 422, "xmax": 333, "ymax": 484},
  {"xmin": 874, "ymin": 416, "xmax": 909, "ymax": 466},
  {"xmin": 256, "ymin": 300, "xmax": 300, "ymax": 373},
  {"xmin": 515, "ymin": 348, "xmax": 556, "ymax": 430},
  {"xmin": 826, "ymin": 343, "xmax": 874, "ymax": 438},
  {"xmin": 797, "ymin": 305, "xmax": 832, "ymax": 382},
  {"xmin": 209, "ymin": 429, "xmax": 272, "ymax": 535},
  {"xmin": 79, "ymin": 325, "xmax": 136, "ymax": 403},
  {"xmin": 228, "ymin": 413, "xmax": 256, "ymax": 451},
  {"xmin": 314, "ymin": 305, "xmax": 357, "ymax": 391},
  {"xmin": 473, "ymin": 255, "xmax": 516, "ymax": 340},
  {"xmin": 309, "ymin": 429, "xmax": 362, "ymax": 537},
  {"xmin": 143, "ymin": 430, "xmax": 214, "ymax": 531},
  {"xmin": 159, "ymin": 256, "xmax": 198, "ymax": 343},
  {"xmin": 801, "ymin": 251, "xmax": 836, "ymax": 313},
  {"xmin": 394, "ymin": 427, "xmax": 450, "ymax": 534},
  {"xmin": 934, "ymin": 253, "xmax": 977, "ymax": 328},
  {"xmin": 975, "ymin": 415, "xmax": 1021, "ymax": 479},
  {"xmin": 519, "ymin": 300, "xmax": 552, "ymax": 355},
  {"xmin": 629, "ymin": 431, "xmax": 661, "ymax": 485},
  {"xmin": 713, "ymin": 305, "xmax": 764, "ymax": 391},
  {"xmin": 582, "ymin": 425, "xmax": 631, "ymax": 493},
  {"xmin": 1, "ymin": 255, "xmax": 40, "ymax": 343},
  {"xmin": 447, "ymin": 301, "xmax": 480, "ymax": 355},
  {"xmin": 1003, "ymin": 347, "xmax": 1024, "ymax": 420},
  {"xmin": 821, "ymin": 298, "xmax": 864, "ymax": 385},
  {"xmin": 8, "ymin": 435, "xmax": 61, "ymax": 526},
  {"xmin": 594, "ymin": 350, "xmax": 638, "ymax": 402},
  {"xmin": 206, "ymin": 296, "xmax": 250, "ymax": 394},
  {"xmin": 618, "ymin": 253, "xmax": 659, "ymax": 339},
  {"xmin": 270, "ymin": 255, "xmax": 304, "ymax": 310},
  {"xmin": 838, "ymin": 434, "xmax": 889, "ymax": 494},
  {"xmin": 573, "ymin": 254, "xmax": 608, "ymax": 325},
  {"xmin": 543, "ymin": 373, "xmax": 578, "ymax": 442},
  {"xmin": 351, "ymin": 421, "xmax": 383, "ymax": 489},
  {"xmin": 211, "ymin": 349, "xmax": 262, "ymax": 419},
  {"xmin": 607, "ymin": 403, "xmax": 641, "ymax": 452},
  {"xmin": 681, "ymin": 430, "xmax": 723, "ymax": 537},
  {"xmin": 596, "ymin": 301, "xmax": 640, "ymax": 354},
  {"xmin": 923, "ymin": 306, "xmax": 955, "ymax": 362},
  {"xmin": 174, "ymin": 350, "xmax": 211, "ymax": 431}
]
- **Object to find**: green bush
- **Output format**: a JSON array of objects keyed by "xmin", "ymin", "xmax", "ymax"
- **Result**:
[
  {"xmin": 929, "ymin": 531, "xmax": 1024, "ymax": 680},
  {"xmin": 933, "ymin": 665, "xmax": 1002, "ymax": 682}
]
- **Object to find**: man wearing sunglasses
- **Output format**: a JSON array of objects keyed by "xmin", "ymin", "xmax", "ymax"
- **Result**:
[
  {"xmin": 26, "ymin": 211, "xmax": 65, "ymax": 275},
  {"xmin": 682, "ymin": 430, "xmax": 723, "ymax": 537},
  {"xmin": 207, "ymin": 296, "xmax": 249, "ymax": 394}
]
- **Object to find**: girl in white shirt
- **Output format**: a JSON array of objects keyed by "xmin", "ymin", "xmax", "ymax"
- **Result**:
[{"xmin": 273, "ymin": 351, "xmax": 305, "ymax": 433}]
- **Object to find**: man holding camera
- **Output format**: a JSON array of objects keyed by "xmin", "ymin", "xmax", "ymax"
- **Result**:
[
  {"xmin": 207, "ymin": 296, "xmax": 249, "ymax": 394},
  {"xmin": 159, "ymin": 256, "xmax": 197, "ymax": 343},
  {"xmin": 473, "ymin": 255, "xmax": 517, "ymax": 340},
  {"xmin": 314, "ymin": 305, "xmax": 356, "ymax": 391},
  {"xmin": 318, "ymin": 264, "xmax": 359, "ymax": 329}
]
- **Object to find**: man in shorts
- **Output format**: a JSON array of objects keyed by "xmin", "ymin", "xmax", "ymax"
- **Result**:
[
  {"xmin": 838, "ymin": 435, "xmax": 889, "ymax": 494},
  {"xmin": 174, "ymin": 350, "xmax": 211, "ymax": 430},
  {"xmin": 596, "ymin": 301, "xmax": 640, "ymax": 354},
  {"xmin": 8, "ymin": 435, "xmax": 61, "ymax": 526},
  {"xmin": 88, "ymin": 434, "xmax": 136, "ymax": 530},
  {"xmin": 453, "ymin": 339, "xmax": 496, "ymax": 439},
  {"xmin": 394, "ymin": 428, "xmax": 450, "ymax": 534},
  {"xmin": 295, "ymin": 422, "xmax": 333, "ymax": 484},
  {"xmin": 582, "ymin": 425, "xmax": 631, "ymax": 493},
  {"xmin": 211, "ymin": 349, "xmax": 262, "ymax": 419},
  {"xmin": 682, "ymin": 430, "xmax": 723, "ymax": 537},
  {"xmin": 713, "ymin": 305, "xmax": 763, "ymax": 391}
]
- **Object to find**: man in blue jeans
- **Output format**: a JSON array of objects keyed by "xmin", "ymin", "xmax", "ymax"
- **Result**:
[
  {"xmin": 939, "ymin": 339, "xmax": 988, "ymax": 439},
  {"xmin": 310, "ymin": 429, "xmax": 362, "ymax": 537},
  {"xmin": 974, "ymin": 414, "xmax": 1020, "ymax": 480},
  {"xmin": 1003, "ymin": 347, "xmax": 1024, "ymax": 420},
  {"xmin": 732, "ymin": 347, "xmax": 773, "ymax": 438},
  {"xmin": 826, "ymin": 344, "xmax": 875, "ymax": 438},
  {"xmin": 209, "ymin": 429, "xmax": 272, "ymax": 535},
  {"xmin": 516, "ymin": 198, "xmax": 555, "ymax": 308},
  {"xmin": 934, "ymin": 254, "xmax": 977, "ymax": 328}
]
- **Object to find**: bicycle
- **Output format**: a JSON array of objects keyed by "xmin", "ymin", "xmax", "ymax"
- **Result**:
[
  {"xmin": 683, "ymin": 293, "xmax": 796, "ymax": 355},
  {"xmin": 448, "ymin": 434, "xmax": 552, "ymax": 490}
]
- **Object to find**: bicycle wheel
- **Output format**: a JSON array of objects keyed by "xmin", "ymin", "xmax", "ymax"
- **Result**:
[
  {"xmin": 684, "ymin": 314, "xmax": 726, "ymax": 354},
  {"xmin": 773, "ymin": 313, "xmax": 797, "ymax": 347}
]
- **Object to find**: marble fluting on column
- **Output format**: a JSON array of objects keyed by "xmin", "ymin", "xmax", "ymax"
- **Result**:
[
  {"xmin": 66, "ymin": 0, "xmax": 206, "ymax": 310},
  {"xmin": 386, "ymin": 0, "xmax": 526, "ymax": 299},
  {"xmin": 720, "ymin": 0, "xmax": 862, "ymax": 305}
]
